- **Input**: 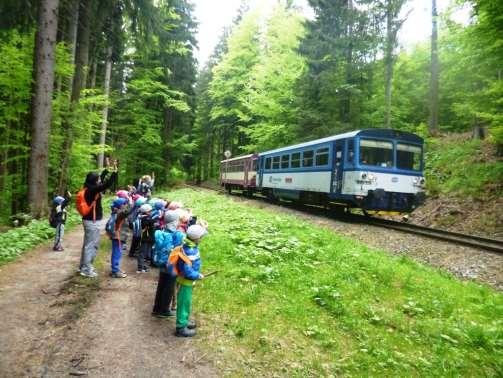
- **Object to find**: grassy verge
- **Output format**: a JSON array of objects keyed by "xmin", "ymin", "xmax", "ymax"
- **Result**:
[
  {"xmin": 161, "ymin": 188, "xmax": 502, "ymax": 376},
  {"xmin": 0, "ymin": 210, "xmax": 81, "ymax": 265}
]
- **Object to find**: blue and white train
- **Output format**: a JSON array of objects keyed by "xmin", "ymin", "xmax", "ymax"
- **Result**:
[{"xmin": 220, "ymin": 129, "xmax": 426, "ymax": 214}]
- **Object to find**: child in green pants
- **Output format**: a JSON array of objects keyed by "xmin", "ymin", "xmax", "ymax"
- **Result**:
[{"xmin": 175, "ymin": 224, "xmax": 208, "ymax": 337}]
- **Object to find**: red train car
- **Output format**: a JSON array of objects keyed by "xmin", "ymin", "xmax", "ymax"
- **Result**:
[{"xmin": 220, "ymin": 154, "xmax": 259, "ymax": 194}]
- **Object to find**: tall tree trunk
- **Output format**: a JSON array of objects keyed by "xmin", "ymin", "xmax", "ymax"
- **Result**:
[
  {"xmin": 343, "ymin": 0, "xmax": 353, "ymax": 125},
  {"xmin": 28, "ymin": 0, "xmax": 60, "ymax": 218},
  {"xmin": 384, "ymin": 2, "xmax": 394, "ymax": 129},
  {"xmin": 428, "ymin": 0, "xmax": 439, "ymax": 136},
  {"xmin": 98, "ymin": 45, "xmax": 113, "ymax": 169},
  {"xmin": 58, "ymin": 0, "xmax": 93, "ymax": 193}
]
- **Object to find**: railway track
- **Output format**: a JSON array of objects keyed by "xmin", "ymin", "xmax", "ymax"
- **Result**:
[{"xmin": 189, "ymin": 184, "xmax": 503, "ymax": 254}]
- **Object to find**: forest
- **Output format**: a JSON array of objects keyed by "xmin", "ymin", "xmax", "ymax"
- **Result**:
[{"xmin": 0, "ymin": 0, "xmax": 501, "ymax": 224}]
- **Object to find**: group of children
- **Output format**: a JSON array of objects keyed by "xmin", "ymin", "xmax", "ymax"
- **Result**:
[{"xmin": 50, "ymin": 173, "xmax": 208, "ymax": 337}]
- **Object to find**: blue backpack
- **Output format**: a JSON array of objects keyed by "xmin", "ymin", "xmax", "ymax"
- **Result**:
[
  {"xmin": 105, "ymin": 213, "xmax": 118, "ymax": 238},
  {"xmin": 152, "ymin": 230, "xmax": 174, "ymax": 267}
]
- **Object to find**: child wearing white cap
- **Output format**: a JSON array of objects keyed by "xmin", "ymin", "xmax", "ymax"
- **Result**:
[{"xmin": 175, "ymin": 224, "xmax": 208, "ymax": 337}]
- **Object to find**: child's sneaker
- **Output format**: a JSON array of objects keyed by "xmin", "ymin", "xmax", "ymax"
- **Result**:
[
  {"xmin": 175, "ymin": 327, "xmax": 196, "ymax": 337},
  {"xmin": 154, "ymin": 310, "xmax": 176, "ymax": 318},
  {"xmin": 111, "ymin": 271, "xmax": 127, "ymax": 278}
]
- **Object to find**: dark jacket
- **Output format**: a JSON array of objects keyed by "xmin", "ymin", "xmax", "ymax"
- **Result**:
[
  {"xmin": 140, "ymin": 214, "xmax": 156, "ymax": 244},
  {"xmin": 52, "ymin": 195, "xmax": 71, "ymax": 225},
  {"xmin": 83, "ymin": 170, "xmax": 117, "ymax": 221}
]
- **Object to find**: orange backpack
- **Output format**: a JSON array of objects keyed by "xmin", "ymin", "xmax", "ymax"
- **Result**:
[
  {"xmin": 76, "ymin": 188, "xmax": 99, "ymax": 220},
  {"xmin": 167, "ymin": 246, "xmax": 192, "ymax": 276}
]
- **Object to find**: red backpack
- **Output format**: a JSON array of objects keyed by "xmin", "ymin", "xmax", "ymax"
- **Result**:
[{"xmin": 76, "ymin": 188, "xmax": 99, "ymax": 220}]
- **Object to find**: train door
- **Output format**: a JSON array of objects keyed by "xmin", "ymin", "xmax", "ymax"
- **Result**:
[
  {"xmin": 331, "ymin": 140, "xmax": 344, "ymax": 194},
  {"xmin": 258, "ymin": 157, "xmax": 264, "ymax": 188}
]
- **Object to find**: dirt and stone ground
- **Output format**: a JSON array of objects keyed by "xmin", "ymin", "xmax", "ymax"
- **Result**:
[{"xmin": 0, "ymin": 227, "xmax": 216, "ymax": 377}]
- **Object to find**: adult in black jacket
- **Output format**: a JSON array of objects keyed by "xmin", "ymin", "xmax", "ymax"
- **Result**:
[{"xmin": 79, "ymin": 168, "xmax": 117, "ymax": 278}]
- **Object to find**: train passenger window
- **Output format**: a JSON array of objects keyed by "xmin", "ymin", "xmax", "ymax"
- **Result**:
[
  {"xmin": 397, "ymin": 143, "xmax": 421, "ymax": 170},
  {"xmin": 265, "ymin": 158, "xmax": 271, "ymax": 170},
  {"xmin": 281, "ymin": 154, "xmax": 290, "ymax": 169},
  {"xmin": 291, "ymin": 152, "xmax": 301, "ymax": 168},
  {"xmin": 315, "ymin": 147, "xmax": 329, "ymax": 166},
  {"xmin": 347, "ymin": 140, "xmax": 354, "ymax": 163},
  {"xmin": 359, "ymin": 139, "xmax": 393, "ymax": 168},
  {"xmin": 272, "ymin": 156, "xmax": 280, "ymax": 169},
  {"xmin": 302, "ymin": 150, "xmax": 313, "ymax": 167}
]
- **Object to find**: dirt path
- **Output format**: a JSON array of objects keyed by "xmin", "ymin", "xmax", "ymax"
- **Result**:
[{"xmin": 0, "ymin": 228, "xmax": 216, "ymax": 377}]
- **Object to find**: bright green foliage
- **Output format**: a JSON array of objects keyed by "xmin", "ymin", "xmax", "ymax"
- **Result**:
[
  {"xmin": 243, "ymin": 6, "xmax": 306, "ymax": 152},
  {"xmin": 209, "ymin": 10, "xmax": 261, "ymax": 155},
  {"xmin": 0, "ymin": 30, "xmax": 33, "ymax": 219},
  {"xmin": 425, "ymin": 136, "xmax": 503, "ymax": 198},
  {"xmin": 0, "ymin": 209, "xmax": 80, "ymax": 265},
  {"xmin": 164, "ymin": 188, "xmax": 503, "ymax": 376}
]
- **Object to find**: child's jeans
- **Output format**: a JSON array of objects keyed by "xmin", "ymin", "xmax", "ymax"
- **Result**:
[
  {"xmin": 111, "ymin": 239, "xmax": 123, "ymax": 273},
  {"xmin": 137, "ymin": 241, "xmax": 152, "ymax": 270},
  {"xmin": 176, "ymin": 283, "xmax": 193, "ymax": 329},
  {"xmin": 54, "ymin": 223, "xmax": 65, "ymax": 248},
  {"xmin": 129, "ymin": 236, "xmax": 141, "ymax": 257}
]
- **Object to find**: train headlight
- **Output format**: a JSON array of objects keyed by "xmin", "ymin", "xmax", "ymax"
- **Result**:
[
  {"xmin": 367, "ymin": 173, "xmax": 376, "ymax": 181},
  {"xmin": 361, "ymin": 172, "xmax": 367, "ymax": 179}
]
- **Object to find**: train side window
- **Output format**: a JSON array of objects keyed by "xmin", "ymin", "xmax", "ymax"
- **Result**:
[
  {"xmin": 272, "ymin": 156, "xmax": 280, "ymax": 169},
  {"xmin": 265, "ymin": 157, "xmax": 271, "ymax": 170},
  {"xmin": 347, "ymin": 140, "xmax": 354, "ymax": 163},
  {"xmin": 291, "ymin": 152, "xmax": 301, "ymax": 168},
  {"xmin": 302, "ymin": 150, "xmax": 313, "ymax": 167},
  {"xmin": 315, "ymin": 147, "xmax": 329, "ymax": 166},
  {"xmin": 281, "ymin": 154, "xmax": 290, "ymax": 169}
]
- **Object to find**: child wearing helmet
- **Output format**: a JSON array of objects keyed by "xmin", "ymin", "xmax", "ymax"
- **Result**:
[
  {"xmin": 106, "ymin": 198, "xmax": 131, "ymax": 278},
  {"xmin": 137, "ymin": 203, "xmax": 155, "ymax": 273},
  {"xmin": 50, "ymin": 191, "xmax": 72, "ymax": 251}
]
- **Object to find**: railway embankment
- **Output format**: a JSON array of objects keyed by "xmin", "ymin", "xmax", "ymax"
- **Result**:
[
  {"xmin": 410, "ymin": 133, "xmax": 502, "ymax": 239},
  {"xmin": 168, "ymin": 188, "xmax": 502, "ymax": 376}
]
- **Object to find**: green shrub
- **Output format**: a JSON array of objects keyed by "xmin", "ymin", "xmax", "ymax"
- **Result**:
[{"xmin": 0, "ymin": 210, "xmax": 80, "ymax": 265}]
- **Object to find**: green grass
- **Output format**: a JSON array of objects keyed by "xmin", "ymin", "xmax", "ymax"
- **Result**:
[
  {"xmin": 425, "ymin": 137, "xmax": 503, "ymax": 198},
  {"xmin": 162, "ymin": 188, "xmax": 502, "ymax": 376},
  {"xmin": 0, "ymin": 210, "xmax": 81, "ymax": 265}
]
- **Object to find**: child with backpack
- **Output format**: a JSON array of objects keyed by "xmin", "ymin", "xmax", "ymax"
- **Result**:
[
  {"xmin": 152, "ymin": 210, "xmax": 185, "ymax": 318},
  {"xmin": 137, "ymin": 203, "xmax": 155, "ymax": 273},
  {"xmin": 50, "ymin": 192, "xmax": 72, "ymax": 251},
  {"xmin": 174, "ymin": 224, "xmax": 208, "ymax": 337},
  {"xmin": 128, "ymin": 196, "xmax": 146, "ymax": 258},
  {"xmin": 106, "ymin": 198, "xmax": 131, "ymax": 278}
]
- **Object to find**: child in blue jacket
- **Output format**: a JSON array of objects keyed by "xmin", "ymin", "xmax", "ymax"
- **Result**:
[
  {"xmin": 107, "ymin": 198, "xmax": 130, "ymax": 278},
  {"xmin": 175, "ymin": 224, "xmax": 208, "ymax": 337},
  {"xmin": 152, "ymin": 210, "xmax": 185, "ymax": 318}
]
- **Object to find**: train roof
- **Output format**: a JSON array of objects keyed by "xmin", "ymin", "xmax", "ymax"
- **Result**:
[
  {"xmin": 259, "ymin": 131, "xmax": 360, "ymax": 156},
  {"xmin": 259, "ymin": 129, "xmax": 423, "ymax": 156},
  {"xmin": 220, "ymin": 154, "xmax": 256, "ymax": 163}
]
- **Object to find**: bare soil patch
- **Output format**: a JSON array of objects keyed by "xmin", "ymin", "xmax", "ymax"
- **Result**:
[{"xmin": 0, "ymin": 228, "xmax": 216, "ymax": 377}]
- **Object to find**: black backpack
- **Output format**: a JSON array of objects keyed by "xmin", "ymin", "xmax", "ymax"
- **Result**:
[{"xmin": 49, "ymin": 207, "xmax": 58, "ymax": 228}]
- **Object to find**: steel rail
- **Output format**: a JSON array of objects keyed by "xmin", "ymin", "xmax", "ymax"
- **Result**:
[{"xmin": 189, "ymin": 184, "xmax": 503, "ymax": 254}]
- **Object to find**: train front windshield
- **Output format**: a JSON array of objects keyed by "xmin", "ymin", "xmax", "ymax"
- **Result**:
[
  {"xmin": 359, "ymin": 139, "xmax": 422, "ymax": 170},
  {"xmin": 359, "ymin": 139, "xmax": 393, "ymax": 168}
]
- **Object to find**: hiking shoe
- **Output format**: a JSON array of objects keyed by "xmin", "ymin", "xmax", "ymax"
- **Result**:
[
  {"xmin": 80, "ymin": 271, "xmax": 97, "ymax": 278},
  {"xmin": 175, "ymin": 327, "xmax": 196, "ymax": 337},
  {"xmin": 187, "ymin": 320, "xmax": 197, "ymax": 329},
  {"xmin": 155, "ymin": 311, "xmax": 176, "ymax": 318},
  {"xmin": 111, "ymin": 271, "xmax": 127, "ymax": 278}
]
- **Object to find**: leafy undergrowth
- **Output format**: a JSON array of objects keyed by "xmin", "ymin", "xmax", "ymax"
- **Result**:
[
  {"xmin": 0, "ymin": 210, "xmax": 81, "ymax": 265},
  {"xmin": 163, "ymin": 188, "xmax": 503, "ymax": 377},
  {"xmin": 425, "ymin": 134, "xmax": 503, "ymax": 198}
]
